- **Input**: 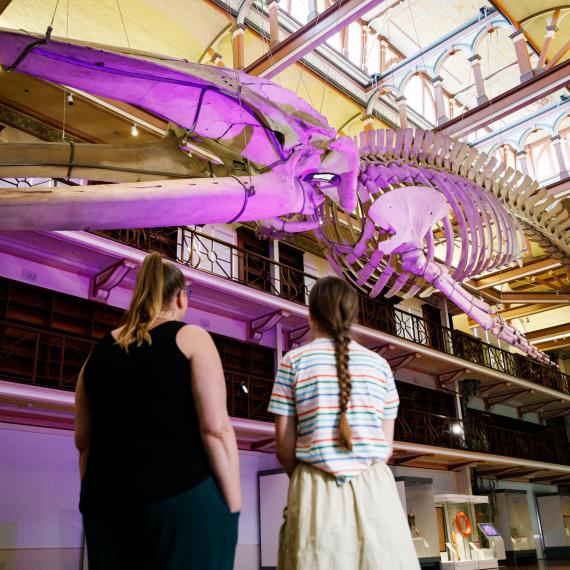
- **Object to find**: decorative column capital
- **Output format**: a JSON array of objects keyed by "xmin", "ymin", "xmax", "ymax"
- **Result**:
[
  {"xmin": 509, "ymin": 29, "xmax": 526, "ymax": 42},
  {"xmin": 431, "ymin": 75, "xmax": 444, "ymax": 86},
  {"xmin": 516, "ymin": 150, "xmax": 527, "ymax": 157},
  {"xmin": 546, "ymin": 25, "xmax": 559, "ymax": 35},
  {"xmin": 231, "ymin": 23, "xmax": 246, "ymax": 36},
  {"xmin": 468, "ymin": 54, "xmax": 482, "ymax": 64},
  {"xmin": 395, "ymin": 94, "xmax": 407, "ymax": 104},
  {"xmin": 551, "ymin": 134, "xmax": 563, "ymax": 143}
]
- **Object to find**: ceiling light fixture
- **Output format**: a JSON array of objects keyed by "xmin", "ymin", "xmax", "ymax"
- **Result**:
[
  {"xmin": 131, "ymin": 123, "xmax": 139, "ymax": 137},
  {"xmin": 67, "ymin": 92, "xmax": 74, "ymax": 106}
]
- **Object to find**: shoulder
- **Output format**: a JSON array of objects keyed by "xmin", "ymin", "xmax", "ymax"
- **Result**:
[
  {"xmin": 176, "ymin": 324, "xmax": 215, "ymax": 358},
  {"xmin": 350, "ymin": 341, "xmax": 392, "ymax": 372},
  {"xmin": 285, "ymin": 339, "xmax": 334, "ymax": 364}
]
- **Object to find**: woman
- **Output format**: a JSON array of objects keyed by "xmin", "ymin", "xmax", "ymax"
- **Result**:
[
  {"xmin": 269, "ymin": 276, "xmax": 420, "ymax": 570},
  {"xmin": 75, "ymin": 253, "xmax": 241, "ymax": 570}
]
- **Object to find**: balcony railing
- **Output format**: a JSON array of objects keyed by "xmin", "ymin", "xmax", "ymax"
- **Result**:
[
  {"xmin": 1, "ymin": 320, "xmax": 568, "ymax": 465},
  {"xmin": 97, "ymin": 227, "xmax": 570, "ymax": 396},
  {"xmin": 395, "ymin": 408, "xmax": 570, "ymax": 466}
]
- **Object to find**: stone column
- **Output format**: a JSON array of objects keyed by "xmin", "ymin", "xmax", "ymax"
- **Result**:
[
  {"xmin": 231, "ymin": 24, "xmax": 246, "ymax": 69},
  {"xmin": 516, "ymin": 150, "xmax": 529, "ymax": 176},
  {"xmin": 379, "ymin": 38, "xmax": 387, "ymax": 72},
  {"xmin": 509, "ymin": 29, "xmax": 534, "ymax": 83},
  {"xmin": 551, "ymin": 135, "xmax": 570, "ymax": 179},
  {"xmin": 431, "ymin": 76, "xmax": 449, "ymax": 125},
  {"xmin": 267, "ymin": 0, "xmax": 280, "ymax": 46},
  {"xmin": 395, "ymin": 95, "xmax": 408, "ymax": 129},
  {"xmin": 308, "ymin": 0, "xmax": 318, "ymax": 20},
  {"xmin": 468, "ymin": 54, "xmax": 489, "ymax": 105}
]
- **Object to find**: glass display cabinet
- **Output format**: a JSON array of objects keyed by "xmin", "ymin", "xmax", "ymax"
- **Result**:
[
  {"xmin": 434, "ymin": 494, "xmax": 502, "ymax": 569},
  {"xmin": 537, "ymin": 494, "xmax": 570, "ymax": 559},
  {"xmin": 494, "ymin": 490, "xmax": 537, "ymax": 565},
  {"xmin": 395, "ymin": 477, "xmax": 440, "ymax": 568}
]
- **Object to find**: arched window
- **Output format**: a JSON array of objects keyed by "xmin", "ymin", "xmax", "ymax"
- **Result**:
[
  {"xmin": 405, "ymin": 74, "xmax": 436, "ymax": 124},
  {"xmin": 524, "ymin": 130, "xmax": 557, "ymax": 182}
]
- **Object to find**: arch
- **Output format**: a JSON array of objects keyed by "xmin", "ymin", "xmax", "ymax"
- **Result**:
[
  {"xmin": 471, "ymin": 18, "xmax": 513, "ymax": 55},
  {"xmin": 397, "ymin": 67, "xmax": 430, "ymax": 96},
  {"xmin": 404, "ymin": 73, "xmax": 436, "ymax": 124},
  {"xmin": 553, "ymin": 111, "xmax": 570, "ymax": 135},
  {"xmin": 533, "ymin": 122, "xmax": 558, "ymax": 138},
  {"xmin": 433, "ymin": 44, "xmax": 472, "ymax": 77},
  {"xmin": 236, "ymin": 0, "xmax": 254, "ymax": 25}
]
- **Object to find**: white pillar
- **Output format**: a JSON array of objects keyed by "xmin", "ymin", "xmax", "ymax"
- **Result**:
[
  {"xmin": 308, "ymin": 0, "xmax": 318, "ymax": 20},
  {"xmin": 231, "ymin": 24, "xmax": 246, "ymax": 69},
  {"xmin": 517, "ymin": 150, "xmax": 529, "ymax": 175},
  {"xmin": 551, "ymin": 135, "xmax": 570, "ymax": 179},
  {"xmin": 267, "ymin": 0, "xmax": 280, "ymax": 46},
  {"xmin": 510, "ymin": 29, "xmax": 534, "ymax": 83},
  {"xmin": 395, "ymin": 95, "xmax": 408, "ymax": 129},
  {"xmin": 468, "ymin": 54, "xmax": 488, "ymax": 105},
  {"xmin": 431, "ymin": 76, "xmax": 449, "ymax": 125}
]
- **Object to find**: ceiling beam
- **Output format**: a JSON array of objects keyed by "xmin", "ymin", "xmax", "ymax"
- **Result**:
[
  {"xmin": 496, "ymin": 468, "xmax": 543, "ymax": 479},
  {"xmin": 468, "ymin": 259, "xmax": 561, "ymax": 290},
  {"xmin": 535, "ymin": 338, "xmax": 570, "ymax": 351},
  {"xmin": 546, "ymin": 175, "xmax": 570, "ymax": 197},
  {"xmin": 0, "ymin": 1, "xmax": 13, "ymax": 17},
  {"xmin": 471, "ymin": 99, "xmax": 570, "ymax": 148},
  {"xmin": 482, "ymin": 290, "xmax": 570, "ymax": 304},
  {"xmin": 435, "ymin": 58, "xmax": 570, "ymax": 138},
  {"xmin": 245, "ymin": 0, "xmax": 387, "ymax": 78},
  {"xmin": 526, "ymin": 323, "xmax": 570, "ymax": 343},
  {"xmin": 469, "ymin": 303, "xmax": 562, "ymax": 327}
]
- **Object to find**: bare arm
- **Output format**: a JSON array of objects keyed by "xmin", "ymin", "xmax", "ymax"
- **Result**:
[
  {"xmin": 74, "ymin": 361, "xmax": 91, "ymax": 480},
  {"xmin": 178, "ymin": 326, "xmax": 241, "ymax": 513},
  {"xmin": 275, "ymin": 414, "xmax": 298, "ymax": 477},
  {"xmin": 383, "ymin": 418, "xmax": 395, "ymax": 463}
]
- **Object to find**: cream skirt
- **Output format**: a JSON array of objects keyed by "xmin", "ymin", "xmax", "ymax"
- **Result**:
[{"xmin": 278, "ymin": 461, "xmax": 421, "ymax": 570}]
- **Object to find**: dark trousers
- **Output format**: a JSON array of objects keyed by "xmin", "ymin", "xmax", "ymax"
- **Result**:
[{"xmin": 83, "ymin": 477, "xmax": 239, "ymax": 570}]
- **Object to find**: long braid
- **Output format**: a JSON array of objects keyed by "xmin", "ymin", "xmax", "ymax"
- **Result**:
[
  {"xmin": 308, "ymin": 276, "xmax": 359, "ymax": 452},
  {"xmin": 334, "ymin": 327, "xmax": 353, "ymax": 450}
]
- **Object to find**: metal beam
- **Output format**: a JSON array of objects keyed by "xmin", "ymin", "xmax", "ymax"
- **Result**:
[
  {"xmin": 0, "ymin": 1, "xmax": 13, "ymax": 17},
  {"xmin": 471, "ymin": 99, "xmax": 570, "ymax": 149},
  {"xmin": 370, "ymin": 10, "xmax": 499, "ymax": 85},
  {"xmin": 245, "ymin": 0, "xmax": 387, "ymax": 78},
  {"xmin": 482, "ymin": 290, "xmax": 570, "ymax": 304},
  {"xmin": 468, "ymin": 259, "xmax": 561, "ymax": 290},
  {"xmin": 546, "ymin": 175, "xmax": 570, "ymax": 197},
  {"xmin": 526, "ymin": 323, "xmax": 570, "ymax": 343},
  {"xmin": 435, "ymin": 59, "xmax": 570, "ymax": 138}
]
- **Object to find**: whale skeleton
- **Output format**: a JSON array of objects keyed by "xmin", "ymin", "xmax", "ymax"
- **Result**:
[{"xmin": 0, "ymin": 28, "xmax": 568, "ymax": 364}]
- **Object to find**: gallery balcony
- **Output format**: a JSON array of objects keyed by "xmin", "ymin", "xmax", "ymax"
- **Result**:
[
  {"xmin": 0, "ymin": 319, "xmax": 568, "ymax": 484},
  {"xmin": 96, "ymin": 227, "xmax": 570, "ymax": 399}
]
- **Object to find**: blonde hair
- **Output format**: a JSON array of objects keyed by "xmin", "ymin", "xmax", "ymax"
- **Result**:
[
  {"xmin": 308, "ymin": 276, "xmax": 359, "ymax": 450},
  {"xmin": 116, "ymin": 253, "xmax": 185, "ymax": 351}
]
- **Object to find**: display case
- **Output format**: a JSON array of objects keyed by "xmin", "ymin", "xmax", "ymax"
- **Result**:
[
  {"xmin": 395, "ymin": 477, "xmax": 440, "ymax": 568},
  {"xmin": 494, "ymin": 490, "xmax": 537, "ymax": 565},
  {"xmin": 434, "ymin": 494, "xmax": 502, "ymax": 569},
  {"xmin": 537, "ymin": 494, "xmax": 570, "ymax": 559}
]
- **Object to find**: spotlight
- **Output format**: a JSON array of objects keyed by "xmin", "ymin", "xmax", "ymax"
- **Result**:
[
  {"xmin": 67, "ymin": 92, "xmax": 74, "ymax": 106},
  {"xmin": 131, "ymin": 123, "xmax": 139, "ymax": 137},
  {"xmin": 240, "ymin": 381, "xmax": 249, "ymax": 395},
  {"xmin": 451, "ymin": 422, "xmax": 464, "ymax": 436}
]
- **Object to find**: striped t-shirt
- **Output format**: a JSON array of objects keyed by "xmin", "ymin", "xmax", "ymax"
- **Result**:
[{"xmin": 268, "ymin": 338, "xmax": 399, "ymax": 481}]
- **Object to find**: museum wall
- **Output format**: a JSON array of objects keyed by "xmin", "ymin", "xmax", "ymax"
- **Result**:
[{"xmin": 0, "ymin": 423, "xmax": 280, "ymax": 570}]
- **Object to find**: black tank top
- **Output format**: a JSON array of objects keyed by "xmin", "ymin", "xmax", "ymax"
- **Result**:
[{"xmin": 79, "ymin": 321, "xmax": 212, "ymax": 513}]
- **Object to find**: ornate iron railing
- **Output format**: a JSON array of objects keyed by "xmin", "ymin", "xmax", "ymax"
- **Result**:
[
  {"xmin": 96, "ymin": 227, "xmax": 570, "ymax": 396},
  {"xmin": 396, "ymin": 408, "xmax": 570, "ymax": 465},
  {"xmin": 1, "ymin": 321, "xmax": 568, "ymax": 464}
]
